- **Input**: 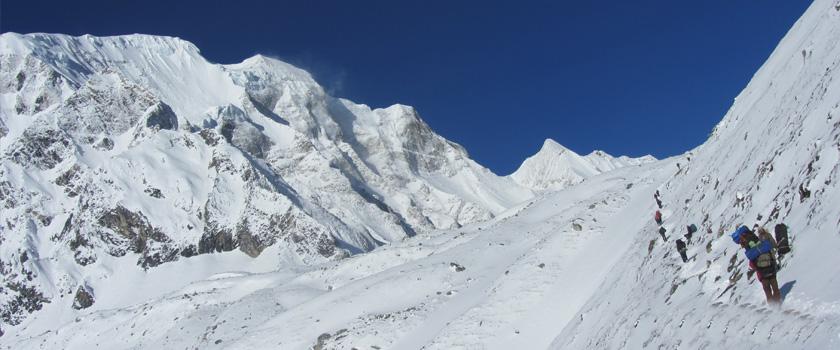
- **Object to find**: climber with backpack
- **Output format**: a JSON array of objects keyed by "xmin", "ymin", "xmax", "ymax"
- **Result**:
[
  {"xmin": 731, "ymin": 225, "xmax": 781, "ymax": 304},
  {"xmin": 655, "ymin": 210, "xmax": 663, "ymax": 225}
]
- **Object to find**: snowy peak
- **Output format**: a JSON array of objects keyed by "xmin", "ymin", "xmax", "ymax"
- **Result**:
[
  {"xmin": 0, "ymin": 32, "xmax": 535, "ymax": 328},
  {"xmin": 539, "ymin": 138, "xmax": 570, "ymax": 153},
  {"xmin": 510, "ymin": 138, "xmax": 654, "ymax": 191},
  {"xmin": 583, "ymin": 149, "xmax": 656, "ymax": 173}
]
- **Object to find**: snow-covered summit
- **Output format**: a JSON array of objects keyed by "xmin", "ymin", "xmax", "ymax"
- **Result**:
[
  {"xmin": 0, "ymin": 31, "xmax": 537, "ymax": 328},
  {"xmin": 510, "ymin": 138, "xmax": 654, "ymax": 191}
]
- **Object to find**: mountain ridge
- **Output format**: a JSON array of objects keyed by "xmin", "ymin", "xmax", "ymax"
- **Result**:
[{"xmin": 0, "ymin": 31, "xmax": 650, "ymax": 330}]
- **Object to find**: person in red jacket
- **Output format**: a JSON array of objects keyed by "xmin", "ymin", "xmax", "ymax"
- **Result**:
[
  {"xmin": 738, "ymin": 227, "xmax": 781, "ymax": 304},
  {"xmin": 654, "ymin": 210, "xmax": 662, "ymax": 225}
]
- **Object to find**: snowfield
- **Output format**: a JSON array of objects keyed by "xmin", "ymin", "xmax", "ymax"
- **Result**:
[{"xmin": 3, "ymin": 0, "xmax": 840, "ymax": 349}]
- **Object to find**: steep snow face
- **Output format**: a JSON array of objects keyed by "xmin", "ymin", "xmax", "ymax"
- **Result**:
[
  {"xmin": 0, "ymin": 32, "xmax": 534, "ymax": 328},
  {"xmin": 510, "ymin": 138, "xmax": 654, "ymax": 191},
  {"xmin": 552, "ymin": 0, "xmax": 840, "ymax": 348}
]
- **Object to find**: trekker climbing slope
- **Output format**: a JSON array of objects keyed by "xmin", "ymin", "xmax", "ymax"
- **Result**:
[
  {"xmin": 654, "ymin": 210, "xmax": 662, "ymax": 225},
  {"xmin": 675, "ymin": 239, "xmax": 688, "ymax": 263},
  {"xmin": 731, "ymin": 225, "xmax": 781, "ymax": 304}
]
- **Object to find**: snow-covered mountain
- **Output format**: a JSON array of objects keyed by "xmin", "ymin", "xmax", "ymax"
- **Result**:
[
  {"xmin": 0, "ymin": 32, "xmax": 539, "ymax": 330},
  {"xmin": 510, "ymin": 138, "xmax": 655, "ymax": 191},
  {"xmin": 4, "ymin": 0, "xmax": 840, "ymax": 348}
]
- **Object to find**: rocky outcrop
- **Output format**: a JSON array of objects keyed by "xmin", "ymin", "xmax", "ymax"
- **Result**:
[
  {"xmin": 198, "ymin": 227, "xmax": 235, "ymax": 254},
  {"xmin": 72, "ymin": 286, "xmax": 94, "ymax": 310},
  {"xmin": 0, "ymin": 282, "xmax": 49, "ymax": 326},
  {"xmin": 7, "ymin": 126, "xmax": 74, "ymax": 170},
  {"xmin": 98, "ymin": 206, "xmax": 169, "ymax": 253},
  {"xmin": 97, "ymin": 206, "xmax": 178, "ymax": 268},
  {"xmin": 144, "ymin": 102, "xmax": 178, "ymax": 130}
]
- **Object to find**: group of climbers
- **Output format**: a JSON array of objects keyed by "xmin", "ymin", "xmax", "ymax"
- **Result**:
[
  {"xmin": 652, "ymin": 191, "xmax": 691, "ymax": 263},
  {"xmin": 652, "ymin": 190, "xmax": 792, "ymax": 305}
]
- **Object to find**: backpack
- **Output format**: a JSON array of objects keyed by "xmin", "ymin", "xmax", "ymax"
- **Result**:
[
  {"xmin": 730, "ymin": 225, "xmax": 750, "ymax": 243},
  {"xmin": 774, "ymin": 223, "xmax": 791, "ymax": 254},
  {"xmin": 745, "ymin": 240, "xmax": 771, "ymax": 261},
  {"xmin": 755, "ymin": 252, "xmax": 777, "ymax": 278}
]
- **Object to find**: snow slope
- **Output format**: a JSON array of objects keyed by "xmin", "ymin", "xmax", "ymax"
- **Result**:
[
  {"xmin": 3, "ymin": 158, "xmax": 669, "ymax": 349},
  {"xmin": 4, "ymin": 0, "xmax": 840, "ymax": 348},
  {"xmin": 552, "ymin": 0, "xmax": 840, "ymax": 348}
]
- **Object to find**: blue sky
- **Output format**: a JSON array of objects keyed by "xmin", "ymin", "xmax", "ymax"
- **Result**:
[{"xmin": 2, "ymin": 0, "xmax": 812, "ymax": 175}]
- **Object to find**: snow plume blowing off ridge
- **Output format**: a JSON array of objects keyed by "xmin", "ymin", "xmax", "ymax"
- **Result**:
[{"xmin": 3, "ymin": 0, "xmax": 840, "ymax": 348}]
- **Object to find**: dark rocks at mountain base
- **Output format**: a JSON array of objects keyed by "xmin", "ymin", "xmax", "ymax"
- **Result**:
[
  {"xmin": 312, "ymin": 329, "xmax": 349, "ymax": 350},
  {"xmin": 237, "ymin": 227, "xmax": 266, "ymax": 258},
  {"xmin": 145, "ymin": 102, "xmax": 178, "ymax": 130},
  {"xmin": 144, "ymin": 187, "xmax": 164, "ymax": 199},
  {"xmin": 450, "ymin": 262, "xmax": 466, "ymax": 272},
  {"xmin": 198, "ymin": 129, "xmax": 220, "ymax": 146},
  {"xmin": 98, "ymin": 206, "xmax": 170, "ymax": 255},
  {"xmin": 95, "ymin": 137, "xmax": 114, "ymax": 151},
  {"xmin": 8, "ymin": 127, "xmax": 74, "ymax": 170},
  {"xmin": 314, "ymin": 333, "xmax": 332, "ymax": 350},
  {"xmin": 96, "ymin": 206, "xmax": 178, "ymax": 268},
  {"xmin": 180, "ymin": 245, "xmax": 198, "ymax": 258},
  {"xmin": 140, "ymin": 248, "xmax": 180, "ymax": 269},
  {"xmin": 1, "ymin": 282, "xmax": 50, "ymax": 325},
  {"xmin": 72, "ymin": 286, "xmax": 95, "ymax": 310},
  {"xmin": 198, "ymin": 228, "xmax": 235, "ymax": 254},
  {"xmin": 274, "ymin": 212, "xmax": 337, "ymax": 258}
]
